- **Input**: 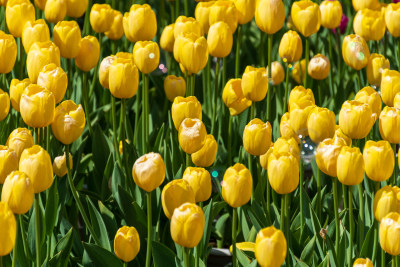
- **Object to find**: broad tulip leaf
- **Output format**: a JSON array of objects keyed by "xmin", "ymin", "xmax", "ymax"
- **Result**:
[
  {"xmin": 86, "ymin": 196, "xmax": 111, "ymax": 251},
  {"xmin": 82, "ymin": 243, "xmax": 122, "ymax": 267},
  {"xmin": 152, "ymin": 241, "xmax": 176, "ymax": 267},
  {"xmin": 45, "ymin": 179, "xmax": 59, "ymax": 235}
]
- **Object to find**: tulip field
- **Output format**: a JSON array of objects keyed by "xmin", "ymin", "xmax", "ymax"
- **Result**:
[{"xmin": 3, "ymin": 0, "xmax": 400, "ymax": 266}]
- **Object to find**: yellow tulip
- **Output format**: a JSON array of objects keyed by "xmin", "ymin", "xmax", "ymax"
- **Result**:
[
  {"xmin": 178, "ymin": 118, "xmax": 207, "ymax": 154},
  {"xmin": 353, "ymin": 258, "xmax": 374, "ymax": 267},
  {"xmin": 273, "ymin": 137, "xmax": 301, "ymax": 164},
  {"xmin": 288, "ymin": 85, "xmax": 315, "ymax": 111},
  {"xmin": 374, "ymin": 186, "xmax": 398, "ymax": 222},
  {"xmin": 0, "ymin": 89, "xmax": 10, "ymax": 122},
  {"xmin": 243, "ymin": 118, "xmax": 272, "ymax": 156},
  {"xmin": 21, "ymin": 19, "xmax": 50, "ymax": 53},
  {"xmin": 393, "ymin": 186, "xmax": 400, "ymax": 214},
  {"xmin": 209, "ymin": 0, "xmax": 238, "ymax": 33},
  {"xmin": 267, "ymin": 61, "xmax": 285, "ymax": 86},
  {"xmin": 353, "ymin": 9, "xmax": 386, "ymax": 41},
  {"xmin": 0, "ymin": 146, "xmax": 18, "ymax": 184},
  {"xmin": 90, "ymin": 3, "xmax": 113, "ymax": 33},
  {"xmin": 1, "ymin": 170, "xmax": 34, "ymax": 214},
  {"xmin": 160, "ymin": 24, "xmax": 175, "ymax": 52},
  {"xmin": 379, "ymin": 212, "xmax": 400, "ymax": 255},
  {"xmin": 132, "ymin": 152, "xmax": 165, "ymax": 192},
  {"xmin": 342, "ymin": 34, "xmax": 370, "ymax": 70},
  {"xmin": 75, "ymin": 36, "xmax": 100, "ymax": 72},
  {"xmin": 114, "ymin": 226, "xmax": 140, "ymax": 262},
  {"xmin": 366, "ymin": 54, "xmax": 390, "ymax": 87},
  {"xmin": 109, "ymin": 57, "xmax": 139, "ymax": 99},
  {"xmin": 394, "ymin": 93, "xmax": 400, "ymax": 109},
  {"xmin": 352, "ymin": 0, "xmax": 379, "ymax": 11},
  {"xmin": 316, "ymin": 137, "xmax": 347, "ymax": 177},
  {"xmin": 171, "ymin": 96, "xmax": 202, "ymax": 129},
  {"xmin": 292, "ymin": 59, "xmax": 306, "ymax": 84},
  {"xmin": 26, "ymin": 41, "xmax": 61, "ymax": 83},
  {"xmin": 132, "ymin": 41, "xmax": 160, "ymax": 74},
  {"xmin": 337, "ymin": 146, "xmax": 364, "ymax": 186},
  {"xmin": 183, "ymin": 167, "xmax": 212, "ymax": 203},
  {"xmin": 105, "ymin": 10, "xmax": 124, "ymax": 40},
  {"xmin": 6, "ymin": 0, "xmax": 35, "ymax": 38},
  {"xmin": 37, "ymin": 63, "xmax": 67, "ymax": 104},
  {"xmin": 161, "ymin": 179, "xmax": 196, "ymax": 219},
  {"xmin": 170, "ymin": 203, "xmax": 205, "ymax": 248},
  {"xmin": 174, "ymin": 16, "xmax": 203, "ymax": 38},
  {"xmin": 234, "ymin": 0, "xmax": 255, "ymax": 25},
  {"xmin": 53, "ymin": 20, "xmax": 81, "ymax": 59},
  {"xmin": 289, "ymin": 103, "xmax": 316, "ymax": 137},
  {"xmin": 280, "ymin": 112, "xmax": 300, "ymax": 143},
  {"xmin": 279, "ymin": 30, "xmax": 302, "ymax": 63},
  {"xmin": 268, "ymin": 152, "xmax": 299, "ymax": 194},
  {"xmin": 222, "ymin": 78, "xmax": 252, "ymax": 116},
  {"xmin": 385, "ymin": 3, "xmax": 400, "ymax": 37},
  {"xmin": 354, "ymin": 86, "xmax": 382, "ymax": 116},
  {"xmin": 255, "ymin": 226, "xmax": 287, "ymax": 267},
  {"xmin": 195, "ymin": 1, "xmax": 215, "ymax": 34},
  {"xmin": 0, "ymin": 31, "xmax": 17, "ymax": 74},
  {"xmin": 44, "ymin": 0, "xmax": 67, "ymax": 24},
  {"xmin": 6, "ymin": 128, "xmax": 34, "ymax": 161},
  {"xmin": 33, "ymin": 0, "xmax": 46, "ymax": 10},
  {"xmin": 66, "ymin": 0, "xmax": 87, "ymax": 18},
  {"xmin": 123, "ymin": 4, "xmax": 157, "ymax": 42},
  {"xmin": 319, "ymin": 0, "xmax": 343, "ymax": 29},
  {"xmin": 363, "ymin": 141, "xmax": 394, "ymax": 182},
  {"xmin": 176, "ymin": 33, "xmax": 208, "ymax": 74},
  {"xmin": 164, "ymin": 75, "xmax": 186, "ymax": 102},
  {"xmin": 307, "ymin": 107, "xmax": 336, "ymax": 144},
  {"xmin": 308, "ymin": 54, "xmax": 330, "ymax": 80},
  {"xmin": 379, "ymin": 106, "xmax": 400, "ymax": 144},
  {"xmin": 0, "ymin": 202, "xmax": 16, "ymax": 256},
  {"xmin": 98, "ymin": 55, "xmax": 116, "ymax": 90},
  {"xmin": 222, "ymin": 163, "xmax": 252, "ymax": 207},
  {"xmin": 191, "ymin": 134, "xmax": 217, "ymax": 167},
  {"xmin": 260, "ymin": 143, "xmax": 274, "ymax": 170},
  {"xmin": 334, "ymin": 125, "xmax": 352, "ymax": 146},
  {"xmin": 241, "ymin": 66, "xmax": 268, "ymax": 102},
  {"xmin": 381, "ymin": 69, "xmax": 400, "ymax": 107},
  {"xmin": 19, "ymin": 145, "xmax": 53, "ymax": 193},
  {"xmin": 255, "ymin": 0, "xmax": 285, "ymax": 34},
  {"xmin": 207, "ymin": 21, "xmax": 233, "ymax": 58},
  {"xmin": 291, "ymin": 0, "xmax": 321, "ymax": 37},
  {"xmin": 53, "ymin": 152, "xmax": 72, "ymax": 177}
]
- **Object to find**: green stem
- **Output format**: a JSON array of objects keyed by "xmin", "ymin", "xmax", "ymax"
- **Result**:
[
  {"xmin": 232, "ymin": 208, "xmax": 238, "ymax": 267},
  {"xmin": 0, "ymin": 256, "xmax": 2, "ymax": 267},
  {"xmin": 35, "ymin": 194, "xmax": 41, "ymax": 267},
  {"xmin": 358, "ymin": 183, "xmax": 365, "ymax": 250},
  {"xmin": 285, "ymin": 194, "xmax": 290, "ymax": 267},
  {"xmin": 82, "ymin": 72, "xmax": 93, "ymax": 136},
  {"xmin": 112, "ymin": 96, "xmax": 122, "ymax": 166},
  {"xmin": 317, "ymin": 169, "xmax": 322, "ymax": 220},
  {"xmin": 123, "ymin": 262, "xmax": 127, "ymax": 267},
  {"xmin": 348, "ymin": 186, "xmax": 354, "ymax": 266},
  {"xmin": 266, "ymin": 34, "xmax": 272, "ymax": 122},
  {"xmin": 184, "ymin": 0, "xmax": 188, "ymax": 16},
  {"xmin": 283, "ymin": 63, "xmax": 289, "ymax": 115},
  {"xmin": 328, "ymin": 31, "xmax": 334, "ymax": 106},
  {"xmin": 222, "ymin": 57, "xmax": 226, "ymax": 89},
  {"xmin": 211, "ymin": 59, "xmax": 220, "ymax": 136},
  {"xmin": 332, "ymin": 177, "xmax": 340, "ymax": 254},
  {"xmin": 83, "ymin": 0, "xmax": 91, "ymax": 35},
  {"xmin": 170, "ymin": 1, "xmax": 175, "ymax": 22},
  {"xmin": 144, "ymin": 74, "xmax": 149, "ymax": 153},
  {"xmin": 356, "ymin": 70, "xmax": 362, "ymax": 92},
  {"xmin": 317, "ymin": 81, "xmax": 322, "ymax": 106},
  {"xmin": 392, "ymin": 144, "xmax": 397, "ymax": 186},
  {"xmin": 175, "ymin": 0, "xmax": 180, "ymax": 19},
  {"xmin": 183, "ymin": 247, "xmax": 190, "ymax": 267},
  {"xmin": 133, "ymin": 85, "xmax": 141, "ymax": 147},
  {"xmin": 372, "ymin": 221, "xmax": 378, "ymax": 263},
  {"xmin": 19, "ymin": 215, "xmax": 30, "ymax": 260},
  {"xmin": 45, "ymin": 126, "xmax": 50, "ymax": 151},
  {"xmin": 67, "ymin": 58, "xmax": 72, "ymax": 99},
  {"xmin": 228, "ymin": 116, "xmax": 232, "ymax": 166},
  {"xmin": 393, "ymin": 256, "xmax": 396, "ymax": 267},
  {"xmin": 300, "ymin": 159, "xmax": 304, "ymax": 230},
  {"xmin": 235, "ymin": 25, "xmax": 242, "ymax": 78},
  {"xmin": 206, "ymin": 59, "xmax": 211, "ymax": 114},
  {"xmin": 12, "ymin": 215, "xmax": 19, "ymax": 267},
  {"xmin": 398, "ymin": 38, "xmax": 400, "ymax": 70},
  {"xmin": 280, "ymin": 195, "xmax": 285, "ymax": 231},
  {"xmin": 342, "ymin": 183, "xmax": 348, "ymax": 210},
  {"xmin": 146, "ymin": 191, "xmax": 153, "ymax": 267},
  {"xmin": 18, "ymin": 38, "xmax": 23, "ymax": 79},
  {"xmin": 186, "ymin": 153, "xmax": 191, "ymax": 168},
  {"xmin": 382, "ymin": 248, "xmax": 386, "ymax": 267},
  {"xmin": 266, "ymin": 172, "xmax": 271, "ymax": 221},
  {"xmin": 305, "ymin": 37, "xmax": 310, "ymax": 88}
]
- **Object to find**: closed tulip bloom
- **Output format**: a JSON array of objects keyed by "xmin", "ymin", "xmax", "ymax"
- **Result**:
[
  {"xmin": 53, "ymin": 152, "xmax": 72, "ymax": 177},
  {"xmin": 274, "ymin": 137, "xmax": 301, "ymax": 163},
  {"xmin": 99, "ymin": 55, "xmax": 116, "ymax": 89},
  {"xmin": 393, "ymin": 187, "xmax": 400, "ymax": 213},
  {"xmin": 21, "ymin": 19, "xmax": 50, "ymax": 53},
  {"xmin": 385, "ymin": 3, "xmax": 400, "ymax": 37},
  {"xmin": 6, "ymin": 128, "xmax": 34, "ymax": 160},
  {"xmin": 191, "ymin": 134, "xmax": 217, "ymax": 167},
  {"xmin": 160, "ymin": 24, "xmax": 175, "ymax": 52},
  {"xmin": 307, "ymin": 107, "xmax": 336, "ymax": 143},
  {"xmin": 334, "ymin": 126, "xmax": 352, "ymax": 146},
  {"xmin": 171, "ymin": 96, "xmax": 202, "ymax": 129},
  {"xmin": 105, "ymin": 10, "xmax": 124, "ymax": 40},
  {"xmin": 289, "ymin": 103, "xmax": 316, "ymax": 137},
  {"xmin": 355, "ymin": 86, "xmax": 382, "ymax": 115},
  {"xmin": 380, "ymin": 212, "xmax": 400, "ymax": 255},
  {"xmin": 0, "ymin": 202, "xmax": 16, "ymax": 256},
  {"xmin": 316, "ymin": 137, "xmax": 347, "ymax": 177},
  {"xmin": 53, "ymin": 20, "xmax": 81, "ymax": 59},
  {"xmin": 288, "ymin": 86, "xmax": 315, "ymax": 111},
  {"xmin": 183, "ymin": 167, "xmax": 212, "ymax": 202},
  {"xmin": 342, "ymin": 34, "xmax": 370, "ymax": 70},
  {"xmin": 292, "ymin": 59, "xmax": 306, "ymax": 84},
  {"xmin": 174, "ymin": 16, "xmax": 203, "ymax": 38},
  {"xmin": 19, "ymin": 145, "xmax": 53, "ymax": 193},
  {"xmin": 1, "ymin": 171, "xmax": 34, "ymax": 214},
  {"xmin": 363, "ymin": 141, "xmax": 394, "ymax": 182},
  {"xmin": 34, "ymin": 0, "xmax": 46, "ymax": 10},
  {"xmin": 178, "ymin": 33, "xmax": 208, "ymax": 74},
  {"xmin": 266, "ymin": 62, "xmax": 285, "ymax": 85},
  {"xmin": 75, "ymin": 36, "xmax": 100, "ymax": 72},
  {"xmin": 133, "ymin": 41, "xmax": 160, "ymax": 74},
  {"xmin": 170, "ymin": 203, "xmax": 205, "ymax": 248},
  {"xmin": 178, "ymin": 118, "xmax": 207, "ymax": 154},
  {"xmin": 0, "ymin": 31, "xmax": 17, "ymax": 74},
  {"xmin": 234, "ymin": 0, "xmax": 255, "ymax": 24},
  {"xmin": 394, "ymin": 94, "xmax": 400, "ymax": 109},
  {"xmin": 243, "ymin": 118, "xmax": 272, "ymax": 156},
  {"xmin": 0, "ymin": 146, "xmax": 18, "ymax": 184},
  {"xmin": 114, "ymin": 226, "xmax": 140, "ymax": 262},
  {"xmin": 162, "ymin": 179, "xmax": 196, "ymax": 219},
  {"xmin": 255, "ymin": 226, "xmax": 287, "ymax": 267},
  {"xmin": 109, "ymin": 57, "xmax": 139, "ymax": 99},
  {"xmin": 268, "ymin": 152, "xmax": 299, "ymax": 194},
  {"xmin": 337, "ymin": 146, "xmax": 364, "ymax": 186},
  {"xmin": 280, "ymin": 112, "xmax": 300, "ymax": 143},
  {"xmin": 66, "ymin": 0, "xmax": 87, "ymax": 18},
  {"xmin": 353, "ymin": 9, "xmax": 385, "ymax": 41},
  {"xmin": 255, "ymin": 0, "xmax": 285, "ymax": 34},
  {"xmin": 353, "ymin": 258, "xmax": 374, "ymax": 267},
  {"xmin": 260, "ymin": 143, "xmax": 274, "ymax": 170},
  {"xmin": 319, "ymin": 0, "xmax": 342, "ymax": 29},
  {"xmin": 195, "ymin": 1, "xmax": 214, "ymax": 34},
  {"xmin": 164, "ymin": 75, "xmax": 186, "ymax": 102},
  {"xmin": 381, "ymin": 69, "xmax": 400, "ymax": 107},
  {"xmin": 339, "ymin": 100, "xmax": 377, "ymax": 139},
  {"xmin": 222, "ymin": 78, "xmax": 252, "ymax": 116},
  {"xmin": 291, "ymin": 1, "xmax": 321, "ymax": 37},
  {"xmin": 374, "ymin": 186, "xmax": 398, "ymax": 222},
  {"xmin": 352, "ymin": 0, "xmax": 379, "ymax": 11},
  {"xmin": 132, "ymin": 152, "xmax": 166, "ymax": 192},
  {"xmin": 222, "ymin": 163, "xmax": 252, "ymax": 207},
  {"xmin": 209, "ymin": 0, "xmax": 238, "ymax": 33},
  {"xmin": 242, "ymin": 66, "xmax": 268, "ymax": 102},
  {"xmin": 123, "ymin": 4, "xmax": 157, "ymax": 42},
  {"xmin": 6, "ymin": 0, "xmax": 35, "ymax": 38},
  {"xmin": 26, "ymin": 41, "xmax": 60, "ymax": 83},
  {"xmin": 379, "ymin": 106, "xmax": 400, "ymax": 144},
  {"xmin": 366, "ymin": 54, "xmax": 390, "ymax": 87},
  {"xmin": 207, "ymin": 21, "xmax": 233, "ymax": 58},
  {"xmin": 0, "ymin": 89, "xmax": 10, "ymax": 122},
  {"xmin": 44, "ymin": 0, "xmax": 67, "ymax": 23},
  {"xmin": 279, "ymin": 31, "xmax": 302, "ymax": 63},
  {"xmin": 51, "ymin": 100, "xmax": 85, "ymax": 145},
  {"xmin": 37, "ymin": 63, "xmax": 68, "ymax": 104},
  {"xmin": 90, "ymin": 4, "xmax": 113, "ymax": 33},
  {"xmin": 308, "ymin": 54, "xmax": 330, "ymax": 80},
  {"xmin": 9, "ymin": 79, "xmax": 30, "ymax": 112}
]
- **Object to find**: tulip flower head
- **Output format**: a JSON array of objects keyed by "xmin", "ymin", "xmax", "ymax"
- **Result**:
[
  {"xmin": 161, "ymin": 179, "xmax": 196, "ymax": 219},
  {"xmin": 114, "ymin": 226, "xmax": 140, "ymax": 262},
  {"xmin": 255, "ymin": 226, "xmax": 287, "ymax": 267},
  {"xmin": 132, "ymin": 152, "xmax": 166, "ymax": 192},
  {"xmin": 0, "ymin": 202, "xmax": 16, "ymax": 256}
]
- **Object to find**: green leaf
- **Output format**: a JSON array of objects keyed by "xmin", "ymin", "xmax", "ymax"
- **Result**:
[
  {"xmin": 92, "ymin": 125, "xmax": 111, "ymax": 175},
  {"xmin": 152, "ymin": 241, "xmax": 176, "ymax": 267},
  {"xmin": 83, "ymin": 243, "xmax": 122, "ymax": 267},
  {"xmin": 45, "ymin": 179, "xmax": 59, "ymax": 235},
  {"xmin": 300, "ymin": 235, "xmax": 316, "ymax": 265},
  {"xmin": 49, "ymin": 228, "xmax": 74, "ymax": 267},
  {"xmin": 236, "ymin": 247, "xmax": 252, "ymax": 266},
  {"xmin": 98, "ymin": 201, "xmax": 118, "ymax": 239},
  {"xmin": 359, "ymin": 221, "xmax": 376, "ymax": 258},
  {"xmin": 86, "ymin": 196, "xmax": 111, "ymax": 251},
  {"xmin": 153, "ymin": 123, "xmax": 165, "ymax": 153}
]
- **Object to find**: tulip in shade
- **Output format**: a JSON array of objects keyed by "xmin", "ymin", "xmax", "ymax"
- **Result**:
[
  {"xmin": 266, "ymin": 62, "xmax": 285, "ymax": 86},
  {"xmin": 114, "ymin": 226, "xmax": 140, "ymax": 262},
  {"xmin": 161, "ymin": 179, "xmax": 195, "ymax": 219},
  {"xmin": 280, "ymin": 113, "xmax": 300, "ymax": 143},
  {"xmin": 53, "ymin": 153, "xmax": 73, "ymax": 177},
  {"xmin": 195, "ymin": 1, "xmax": 214, "ymax": 34},
  {"xmin": 178, "ymin": 118, "xmax": 207, "ymax": 154},
  {"xmin": 222, "ymin": 79, "xmax": 252, "ymax": 116},
  {"xmin": 160, "ymin": 24, "xmax": 175, "ymax": 52},
  {"xmin": 66, "ymin": 0, "xmax": 88, "ymax": 18},
  {"xmin": 191, "ymin": 134, "xmax": 217, "ymax": 167},
  {"xmin": 105, "ymin": 10, "xmax": 124, "ymax": 40},
  {"xmin": 374, "ymin": 186, "xmax": 398, "ymax": 222},
  {"xmin": 0, "ymin": 89, "xmax": 10, "ymax": 122},
  {"xmin": 164, "ymin": 75, "xmax": 186, "ymax": 102}
]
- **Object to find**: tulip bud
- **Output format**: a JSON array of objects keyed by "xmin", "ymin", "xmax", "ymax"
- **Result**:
[
  {"xmin": 268, "ymin": 152, "xmax": 299, "ymax": 194},
  {"xmin": 289, "ymin": 103, "xmax": 316, "ymax": 137},
  {"xmin": 164, "ymin": 75, "xmax": 186, "ymax": 102},
  {"xmin": 162, "ymin": 179, "xmax": 196, "ymax": 219},
  {"xmin": 19, "ymin": 145, "xmax": 53, "ymax": 193},
  {"xmin": 353, "ymin": 9, "xmax": 385, "ymax": 41},
  {"xmin": 339, "ymin": 100, "xmax": 377, "ymax": 139},
  {"xmin": 366, "ymin": 54, "xmax": 390, "ymax": 87},
  {"xmin": 51, "ymin": 100, "xmax": 85, "ymax": 145},
  {"xmin": 316, "ymin": 137, "xmax": 347, "ymax": 177},
  {"xmin": 33, "ymin": 0, "xmax": 46, "ymax": 10},
  {"xmin": 242, "ymin": 66, "xmax": 268, "ymax": 102},
  {"xmin": 183, "ymin": 167, "xmax": 212, "ymax": 203},
  {"xmin": 123, "ymin": 4, "xmax": 157, "ymax": 42},
  {"xmin": 292, "ymin": 59, "xmax": 306, "ymax": 84},
  {"xmin": 307, "ymin": 107, "xmax": 336, "ymax": 144},
  {"xmin": 255, "ymin": 226, "xmax": 287, "ymax": 267},
  {"xmin": 1, "ymin": 170, "xmax": 34, "ymax": 214},
  {"xmin": 0, "ymin": 31, "xmax": 17, "ymax": 74},
  {"xmin": 353, "ymin": 258, "xmax": 374, "ymax": 267},
  {"xmin": 21, "ymin": 19, "xmax": 50, "ymax": 53},
  {"xmin": 374, "ymin": 186, "xmax": 398, "ymax": 222},
  {"xmin": 66, "ymin": 0, "xmax": 87, "ymax": 18},
  {"xmin": 222, "ymin": 163, "xmax": 252, "ymax": 207},
  {"xmin": 53, "ymin": 20, "xmax": 81, "ymax": 59},
  {"xmin": 26, "ymin": 41, "xmax": 61, "ymax": 83},
  {"xmin": 105, "ymin": 10, "xmax": 124, "ymax": 40},
  {"xmin": 178, "ymin": 118, "xmax": 207, "ymax": 154},
  {"xmin": 209, "ymin": 1, "xmax": 238, "ymax": 33},
  {"xmin": 334, "ymin": 126, "xmax": 352, "ymax": 146},
  {"xmin": 385, "ymin": 3, "xmax": 400, "ymax": 37},
  {"xmin": 195, "ymin": 1, "xmax": 214, "ymax": 34},
  {"xmin": 114, "ymin": 226, "xmax": 140, "ymax": 262},
  {"xmin": 380, "ymin": 212, "xmax": 400, "ymax": 256},
  {"xmin": 132, "ymin": 41, "xmax": 160, "ymax": 74},
  {"xmin": 255, "ymin": 0, "xmax": 285, "ymax": 34},
  {"xmin": 90, "ymin": 4, "xmax": 113, "ymax": 33},
  {"xmin": 44, "ymin": 0, "xmax": 67, "ymax": 23},
  {"xmin": 0, "ymin": 89, "xmax": 10, "ymax": 122},
  {"xmin": 53, "ymin": 152, "xmax": 72, "ymax": 177},
  {"xmin": 0, "ymin": 202, "xmax": 17, "ymax": 256},
  {"xmin": 222, "ymin": 78, "xmax": 252, "ymax": 116},
  {"xmin": 280, "ymin": 112, "xmax": 300, "ymax": 143},
  {"xmin": 160, "ymin": 24, "xmax": 175, "ymax": 52},
  {"xmin": 308, "ymin": 54, "xmax": 330, "ymax": 80},
  {"xmin": 319, "ymin": 0, "xmax": 343, "ymax": 29},
  {"xmin": 207, "ymin": 21, "xmax": 233, "ymax": 58},
  {"xmin": 381, "ymin": 69, "xmax": 400, "ymax": 107},
  {"xmin": 352, "ymin": 0, "xmax": 379, "ymax": 11},
  {"xmin": 170, "ymin": 203, "xmax": 205, "ymax": 248},
  {"xmin": 6, "ymin": 128, "xmax": 34, "ymax": 161},
  {"xmin": 354, "ymin": 86, "xmax": 382, "ymax": 116},
  {"xmin": 243, "ymin": 118, "xmax": 272, "ymax": 156},
  {"xmin": 75, "ymin": 36, "xmax": 100, "ymax": 72},
  {"xmin": 176, "ymin": 33, "xmax": 208, "ymax": 74},
  {"xmin": 191, "ymin": 134, "xmax": 217, "ymax": 167},
  {"xmin": 342, "ymin": 34, "xmax": 370, "ymax": 70},
  {"xmin": 174, "ymin": 16, "xmax": 203, "ymax": 38},
  {"xmin": 379, "ymin": 106, "xmax": 400, "ymax": 144},
  {"xmin": 6, "ymin": 0, "xmax": 35, "ymax": 38},
  {"xmin": 0, "ymin": 146, "xmax": 18, "ymax": 184},
  {"xmin": 337, "ymin": 146, "xmax": 364, "ymax": 186},
  {"xmin": 279, "ymin": 30, "xmax": 302, "ymax": 63},
  {"xmin": 109, "ymin": 57, "xmax": 139, "ymax": 99},
  {"xmin": 266, "ymin": 61, "xmax": 285, "ymax": 86},
  {"xmin": 99, "ymin": 55, "xmax": 116, "ymax": 90},
  {"xmin": 363, "ymin": 141, "xmax": 394, "ymax": 182},
  {"xmin": 37, "ymin": 63, "xmax": 67, "ymax": 104},
  {"xmin": 171, "ymin": 96, "xmax": 202, "ymax": 129},
  {"xmin": 291, "ymin": 1, "xmax": 321, "ymax": 37},
  {"xmin": 288, "ymin": 86, "xmax": 315, "ymax": 111},
  {"xmin": 132, "ymin": 152, "xmax": 166, "ymax": 192}
]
